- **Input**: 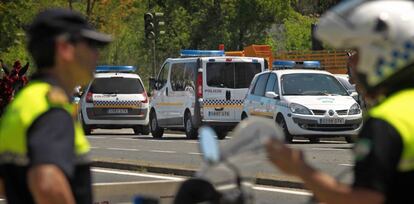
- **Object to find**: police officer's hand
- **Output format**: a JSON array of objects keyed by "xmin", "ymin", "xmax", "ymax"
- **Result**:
[{"xmin": 265, "ymin": 138, "xmax": 308, "ymax": 177}]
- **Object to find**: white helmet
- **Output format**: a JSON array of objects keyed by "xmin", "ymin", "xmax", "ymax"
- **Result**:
[{"xmin": 316, "ymin": 0, "xmax": 414, "ymax": 91}]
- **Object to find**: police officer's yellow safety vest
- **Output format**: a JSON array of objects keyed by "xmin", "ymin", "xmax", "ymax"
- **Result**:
[
  {"xmin": 0, "ymin": 81, "xmax": 90, "ymax": 165},
  {"xmin": 369, "ymin": 89, "xmax": 414, "ymax": 172}
]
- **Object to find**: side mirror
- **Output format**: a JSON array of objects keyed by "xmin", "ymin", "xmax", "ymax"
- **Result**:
[
  {"xmin": 265, "ymin": 91, "xmax": 279, "ymax": 99},
  {"xmin": 149, "ymin": 77, "xmax": 157, "ymax": 90},
  {"xmin": 199, "ymin": 126, "xmax": 220, "ymax": 165},
  {"xmin": 350, "ymin": 91, "xmax": 358, "ymax": 97}
]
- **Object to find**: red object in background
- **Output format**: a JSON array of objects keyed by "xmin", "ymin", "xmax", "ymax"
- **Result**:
[
  {"xmin": 0, "ymin": 60, "xmax": 30, "ymax": 114},
  {"xmin": 218, "ymin": 44, "xmax": 225, "ymax": 51}
]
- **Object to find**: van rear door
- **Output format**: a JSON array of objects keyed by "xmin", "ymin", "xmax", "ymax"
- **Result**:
[{"xmin": 203, "ymin": 58, "xmax": 263, "ymax": 122}]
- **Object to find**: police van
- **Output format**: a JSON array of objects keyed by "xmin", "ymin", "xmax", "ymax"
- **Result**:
[
  {"xmin": 149, "ymin": 50, "xmax": 267, "ymax": 139},
  {"xmin": 79, "ymin": 66, "xmax": 150, "ymax": 135}
]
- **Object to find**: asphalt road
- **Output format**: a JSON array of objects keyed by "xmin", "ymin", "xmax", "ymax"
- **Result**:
[
  {"xmin": 92, "ymin": 167, "xmax": 312, "ymax": 204},
  {"xmin": 89, "ymin": 128, "xmax": 355, "ymax": 185}
]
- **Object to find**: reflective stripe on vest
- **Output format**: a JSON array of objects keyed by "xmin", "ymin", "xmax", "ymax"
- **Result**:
[
  {"xmin": 369, "ymin": 89, "xmax": 414, "ymax": 172},
  {"xmin": 0, "ymin": 81, "xmax": 90, "ymax": 165}
]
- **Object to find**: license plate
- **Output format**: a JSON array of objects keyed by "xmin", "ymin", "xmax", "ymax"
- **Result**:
[
  {"xmin": 107, "ymin": 109, "xmax": 128, "ymax": 114},
  {"xmin": 208, "ymin": 111, "xmax": 230, "ymax": 117},
  {"xmin": 320, "ymin": 118, "xmax": 345, "ymax": 124}
]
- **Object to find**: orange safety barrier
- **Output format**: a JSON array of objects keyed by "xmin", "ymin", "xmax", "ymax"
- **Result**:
[{"xmin": 275, "ymin": 50, "xmax": 349, "ymax": 74}]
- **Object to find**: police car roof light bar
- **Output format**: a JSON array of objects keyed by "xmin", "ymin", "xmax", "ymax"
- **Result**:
[
  {"xmin": 272, "ymin": 60, "xmax": 322, "ymax": 70},
  {"xmin": 180, "ymin": 50, "xmax": 225, "ymax": 57},
  {"xmin": 95, "ymin": 65, "xmax": 137, "ymax": 73}
]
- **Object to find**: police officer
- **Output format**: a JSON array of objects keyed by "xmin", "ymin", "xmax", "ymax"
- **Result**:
[
  {"xmin": 0, "ymin": 9, "xmax": 111, "ymax": 204},
  {"xmin": 266, "ymin": 1, "xmax": 414, "ymax": 204}
]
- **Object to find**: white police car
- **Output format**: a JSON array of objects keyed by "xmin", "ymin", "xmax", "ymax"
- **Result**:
[
  {"xmin": 79, "ymin": 66, "xmax": 150, "ymax": 135},
  {"xmin": 149, "ymin": 50, "xmax": 266, "ymax": 139},
  {"xmin": 242, "ymin": 61, "xmax": 363, "ymax": 143}
]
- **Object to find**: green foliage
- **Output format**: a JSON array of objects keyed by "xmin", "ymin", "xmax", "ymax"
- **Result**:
[
  {"xmin": 0, "ymin": 0, "xmax": 338, "ymax": 80},
  {"xmin": 284, "ymin": 12, "xmax": 317, "ymax": 50}
]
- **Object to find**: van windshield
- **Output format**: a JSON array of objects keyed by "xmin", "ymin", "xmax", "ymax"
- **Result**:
[
  {"xmin": 90, "ymin": 77, "xmax": 144, "ymax": 94},
  {"xmin": 281, "ymin": 73, "xmax": 348, "ymax": 96},
  {"xmin": 206, "ymin": 62, "xmax": 261, "ymax": 88}
]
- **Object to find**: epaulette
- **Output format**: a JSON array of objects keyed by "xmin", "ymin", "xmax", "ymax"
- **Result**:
[{"xmin": 47, "ymin": 87, "xmax": 69, "ymax": 105}]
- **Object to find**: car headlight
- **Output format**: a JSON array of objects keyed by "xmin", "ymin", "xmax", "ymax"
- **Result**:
[
  {"xmin": 289, "ymin": 103, "xmax": 312, "ymax": 115},
  {"xmin": 348, "ymin": 103, "xmax": 361, "ymax": 115}
]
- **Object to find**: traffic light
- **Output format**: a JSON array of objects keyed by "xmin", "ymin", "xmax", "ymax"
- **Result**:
[
  {"xmin": 154, "ymin": 12, "xmax": 165, "ymax": 37},
  {"xmin": 144, "ymin": 12, "xmax": 155, "ymax": 40},
  {"xmin": 144, "ymin": 12, "xmax": 165, "ymax": 40}
]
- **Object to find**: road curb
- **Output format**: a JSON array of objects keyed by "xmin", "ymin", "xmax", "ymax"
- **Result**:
[{"xmin": 92, "ymin": 160, "xmax": 305, "ymax": 190}]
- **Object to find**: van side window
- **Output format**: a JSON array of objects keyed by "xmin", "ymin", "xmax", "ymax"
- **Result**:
[
  {"xmin": 157, "ymin": 62, "xmax": 169, "ymax": 89},
  {"xmin": 171, "ymin": 63, "xmax": 185, "ymax": 91},
  {"xmin": 184, "ymin": 62, "xmax": 196, "ymax": 92},
  {"xmin": 252, "ymin": 73, "xmax": 270, "ymax": 96}
]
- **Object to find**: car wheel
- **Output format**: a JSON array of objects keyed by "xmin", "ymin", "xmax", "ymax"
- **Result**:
[
  {"xmin": 81, "ymin": 113, "xmax": 92, "ymax": 135},
  {"xmin": 345, "ymin": 135, "xmax": 358, "ymax": 143},
  {"xmin": 308, "ymin": 137, "xmax": 320, "ymax": 143},
  {"xmin": 184, "ymin": 113, "xmax": 198, "ymax": 139},
  {"xmin": 141, "ymin": 124, "xmax": 150, "ymax": 135},
  {"xmin": 216, "ymin": 131, "xmax": 227, "ymax": 140},
  {"xmin": 277, "ymin": 116, "xmax": 293, "ymax": 143},
  {"xmin": 241, "ymin": 112, "xmax": 248, "ymax": 120},
  {"xmin": 150, "ymin": 111, "xmax": 164, "ymax": 138}
]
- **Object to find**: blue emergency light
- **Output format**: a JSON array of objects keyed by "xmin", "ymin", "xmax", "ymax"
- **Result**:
[
  {"xmin": 272, "ymin": 60, "xmax": 296, "ymax": 69},
  {"xmin": 180, "ymin": 50, "xmax": 225, "ymax": 57},
  {"xmin": 303, "ymin": 61, "xmax": 321, "ymax": 69},
  {"xmin": 272, "ymin": 60, "xmax": 323, "ymax": 70},
  {"xmin": 95, "ymin": 65, "xmax": 137, "ymax": 73}
]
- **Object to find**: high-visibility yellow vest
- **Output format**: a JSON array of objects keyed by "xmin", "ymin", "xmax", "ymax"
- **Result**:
[
  {"xmin": 0, "ymin": 81, "xmax": 90, "ymax": 165},
  {"xmin": 369, "ymin": 89, "xmax": 414, "ymax": 172}
]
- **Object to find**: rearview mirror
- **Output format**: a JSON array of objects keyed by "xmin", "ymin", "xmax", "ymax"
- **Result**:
[
  {"xmin": 199, "ymin": 126, "xmax": 220, "ymax": 164},
  {"xmin": 265, "ymin": 91, "xmax": 279, "ymax": 99}
]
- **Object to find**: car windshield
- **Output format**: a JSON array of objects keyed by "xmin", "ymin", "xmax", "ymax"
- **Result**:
[
  {"xmin": 90, "ymin": 77, "xmax": 144, "ymax": 94},
  {"xmin": 206, "ymin": 62, "xmax": 262, "ymax": 88},
  {"xmin": 281, "ymin": 73, "xmax": 349, "ymax": 96},
  {"xmin": 336, "ymin": 76, "xmax": 356, "ymax": 92}
]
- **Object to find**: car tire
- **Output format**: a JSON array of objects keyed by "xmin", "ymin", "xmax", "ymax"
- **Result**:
[
  {"xmin": 81, "ymin": 113, "xmax": 92, "ymax": 135},
  {"xmin": 345, "ymin": 135, "xmax": 357, "ymax": 143},
  {"xmin": 241, "ymin": 112, "xmax": 248, "ymax": 120},
  {"xmin": 184, "ymin": 113, "xmax": 198, "ymax": 139},
  {"xmin": 216, "ymin": 131, "xmax": 227, "ymax": 140},
  {"xmin": 277, "ymin": 116, "xmax": 293, "ymax": 143},
  {"xmin": 150, "ymin": 111, "xmax": 164, "ymax": 138},
  {"xmin": 141, "ymin": 124, "xmax": 150, "ymax": 135},
  {"xmin": 308, "ymin": 137, "xmax": 320, "ymax": 143}
]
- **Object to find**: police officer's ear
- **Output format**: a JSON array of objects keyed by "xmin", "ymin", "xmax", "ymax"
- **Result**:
[{"xmin": 55, "ymin": 36, "xmax": 76, "ymax": 63}]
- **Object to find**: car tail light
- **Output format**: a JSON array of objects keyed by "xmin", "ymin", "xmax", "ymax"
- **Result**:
[
  {"xmin": 226, "ymin": 58, "xmax": 233, "ymax": 62},
  {"xmin": 142, "ymin": 91, "xmax": 149, "ymax": 103},
  {"xmin": 86, "ymin": 92, "xmax": 93, "ymax": 103},
  {"xmin": 197, "ymin": 72, "xmax": 203, "ymax": 98}
]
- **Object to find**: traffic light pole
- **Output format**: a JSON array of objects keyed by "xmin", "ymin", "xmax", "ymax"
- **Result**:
[{"xmin": 152, "ymin": 38, "xmax": 156, "ymax": 77}]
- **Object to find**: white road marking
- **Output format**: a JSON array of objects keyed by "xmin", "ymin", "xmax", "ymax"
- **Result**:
[
  {"xmin": 90, "ymin": 146, "xmax": 100, "ymax": 149},
  {"xmin": 92, "ymin": 168, "xmax": 183, "ymax": 181},
  {"xmin": 147, "ymin": 140, "xmax": 173, "ymax": 143},
  {"xmin": 339, "ymin": 163, "xmax": 354, "ymax": 167},
  {"xmin": 184, "ymin": 141, "xmax": 199, "ymax": 144},
  {"xmin": 87, "ymin": 136, "xmax": 106, "ymax": 139},
  {"xmin": 188, "ymin": 152, "xmax": 201, "ymax": 155},
  {"xmin": 311, "ymin": 148, "xmax": 347, "ymax": 151},
  {"xmin": 150, "ymin": 150, "xmax": 176, "ymax": 154},
  {"xmin": 107, "ymin": 148, "xmax": 140, "ymax": 151},
  {"xmin": 253, "ymin": 186, "xmax": 311, "ymax": 196}
]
